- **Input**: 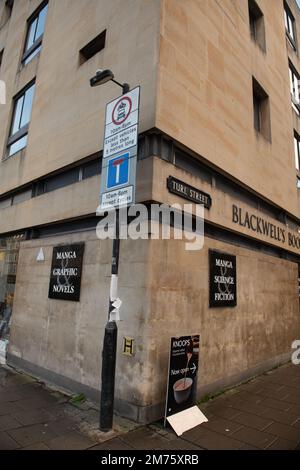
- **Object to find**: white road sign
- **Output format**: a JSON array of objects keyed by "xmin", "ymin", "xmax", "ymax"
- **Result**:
[
  {"xmin": 105, "ymin": 87, "xmax": 139, "ymax": 126},
  {"xmin": 103, "ymin": 87, "xmax": 139, "ymax": 158},
  {"xmin": 100, "ymin": 86, "xmax": 140, "ymax": 211},
  {"xmin": 101, "ymin": 186, "xmax": 134, "ymax": 210},
  {"xmin": 103, "ymin": 124, "xmax": 138, "ymax": 158}
]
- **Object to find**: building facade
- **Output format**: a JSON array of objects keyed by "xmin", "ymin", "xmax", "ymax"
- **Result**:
[{"xmin": 0, "ymin": 0, "xmax": 300, "ymax": 422}]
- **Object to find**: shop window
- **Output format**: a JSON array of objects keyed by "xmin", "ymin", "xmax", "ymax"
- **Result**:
[
  {"xmin": 289, "ymin": 63, "xmax": 300, "ymax": 114},
  {"xmin": 284, "ymin": 1, "xmax": 297, "ymax": 50},
  {"xmin": 252, "ymin": 77, "xmax": 271, "ymax": 141},
  {"xmin": 22, "ymin": 1, "xmax": 48, "ymax": 65},
  {"xmin": 248, "ymin": 0, "xmax": 266, "ymax": 51},
  {"xmin": 0, "ymin": 235, "xmax": 23, "ymax": 345},
  {"xmin": 79, "ymin": 30, "xmax": 106, "ymax": 64},
  {"xmin": 7, "ymin": 81, "xmax": 35, "ymax": 157}
]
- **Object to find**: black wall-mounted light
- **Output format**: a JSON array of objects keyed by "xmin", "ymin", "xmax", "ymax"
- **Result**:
[{"xmin": 90, "ymin": 69, "xmax": 130, "ymax": 95}]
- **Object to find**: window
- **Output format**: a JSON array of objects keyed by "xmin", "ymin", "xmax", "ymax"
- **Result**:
[
  {"xmin": 253, "ymin": 92, "xmax": 261, "ymax": 132},
  {"xmin": 5, "ymin": 0, "xmax": 14, "ymax": 14},
  {"xmin": 12, "ymin": 189, "xmax": 32, "ymax": 205},
  {"xmin": 284, "ymin": 2, "xmax": 296, "ymax": 50},
  {"xmin": 0, "ymin": 235, "xmax": 24, "ymax": 344},
  {"xmin": 43, "ymin": 168, "xmax": 80, "ymax": 193},
  {"xmin": 248, "ymin": 0, "xmax": 266, "ymax": 51},
  {"xmin": 297, "ymin": 177, "xmax": 300, "ymax": 189},
  {"xmin": 289, "ymin": 63, "xmax": 300, "ymax": 112},
  {"xmin": 82, "ymin": 159, "xmax": 101, "ymax": 179},
  {"xmin": 22, "ymin": 2, "xmax": 48, "ymax": 65},
  {"xmin": 252, "ymin": 77, "xmax": 271, "ymax": 141},
  {"xmin": 7, "ymin": 81, "xmax": 35, "ymax": 157},
  {"xmin": 79, "ymin": 30, "xmax": 106, "ymax": 64},
  {"xmin": 0, "ymin": 0, "xmax": 14, "ymax": 28},
  {"xmin": 294, "ymin": 132, "xmax": 300, "ymax": 171},
  {"xmin": 0, "ymin": 49, "xmax": 3, "ymax": 69}
]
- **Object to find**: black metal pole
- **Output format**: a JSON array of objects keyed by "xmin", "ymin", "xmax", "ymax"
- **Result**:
[
  {"xmin": 99, "ymin": 84, "xmax": 128, "ymax": 432},
  {"xmin": 99, "ymin": 210, "xmax": 119, "ymax": 432}
]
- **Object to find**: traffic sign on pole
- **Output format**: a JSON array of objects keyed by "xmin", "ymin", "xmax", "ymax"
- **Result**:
[
  {"xmin": 107, "ymin": 153, "xmax": 130, "ymax": 188},
  {"xmin": 100, "ymin": 87, "xmax": 140, "ymax": 211}
]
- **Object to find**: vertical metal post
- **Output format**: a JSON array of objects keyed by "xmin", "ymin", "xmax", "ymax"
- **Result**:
[
  {"xmin": 100, "ymin": 209, "xmax": 120, "ymax": 432},
  {"xmin": 100, "ymin": 85, "xmax": 128, "ymax": 432}
]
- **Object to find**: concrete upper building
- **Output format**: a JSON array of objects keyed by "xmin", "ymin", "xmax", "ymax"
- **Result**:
[{"xmin": 0, "ymin": 0, "xmax": 299, "ymax": 422}]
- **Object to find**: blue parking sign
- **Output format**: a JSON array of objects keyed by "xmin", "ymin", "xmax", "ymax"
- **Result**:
[{"xmin": 107, "ymin": 153, "xmax": 129, "ymax": 189}]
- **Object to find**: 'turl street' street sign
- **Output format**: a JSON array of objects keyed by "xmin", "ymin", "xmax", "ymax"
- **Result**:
[{"xmin": 100, "ymin": 87, "xmax": 140, "ymax": 210}]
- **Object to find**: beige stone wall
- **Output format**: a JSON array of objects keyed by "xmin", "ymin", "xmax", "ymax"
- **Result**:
[
  {"xmin": 9, "ymin": 229, "xmax": 299, "ymax": 414},
  {"xmin": 151, "ymin": 156, "xmax": 300, "ymax": 256},
  {"xmin": 8, "ymin": 231, "xmax": 152, "ymax": 406},
  {"xmin": 0, "ymin": 157, "xmax": 154, "ymax": 234},
  {"xmin": 0, "ymin": 0, "xmax": 161, "ymax": 194},
  {"xmin": 144, "ymin": 236, "xmax": 300, "ymax": 407},
  {"xmin": 1, "ymin": 0, "xmax": 300, "ymax": 249},
  {"xmin": 156, "ymin": 0, "xmax": 300, "ymax": 216}
]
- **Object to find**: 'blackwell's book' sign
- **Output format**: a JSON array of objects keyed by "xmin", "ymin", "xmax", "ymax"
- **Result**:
[
  {"xmin": 232, "ymin": 204, "xmax": 300, "ymax": 250},
  {"xmin": 209, "ymin": 250, "xmax": 237, "ymax": 307},
  {"xmin": 48, "ymin": 243, "xmax": 85, "ymax": 301},
  {"xmin": 167, "ymin": 176, "xmax": 212, "ymax": 209}
]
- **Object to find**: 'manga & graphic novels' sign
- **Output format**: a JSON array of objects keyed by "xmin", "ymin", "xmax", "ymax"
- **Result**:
[{"xmin": 48, "ymin": 243, "xmax": 84, "ymax": 302}]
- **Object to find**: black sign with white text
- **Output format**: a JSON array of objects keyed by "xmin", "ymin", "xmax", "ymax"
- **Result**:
[
  {"xmin": 209, "ymin": 250, "xmax": 237, "ymax": 307},
  {"xmin": 167, "ymin": 176, "xmax": 212, "ymax": 209},
  {"xmin": 165, "ymin": 335, "xmax": 200, "ymax": 422},
  {"xmin": 48, "ymin": 243, "xmax": 85, "ymax": 302}
]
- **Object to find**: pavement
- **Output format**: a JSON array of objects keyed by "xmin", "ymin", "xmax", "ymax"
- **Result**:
[{"xmin": 0, "ymin": 362, "xmax": 300, "ymax": 450}]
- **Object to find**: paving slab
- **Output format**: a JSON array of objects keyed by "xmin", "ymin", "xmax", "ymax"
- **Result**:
[
  {"xmin": 22, "ymin": 442, "xmax": 50, "ymax": 450},
  {"xmin": 230, "ymin": 411, "xmax": 273, "ymax": 431},
  {"xmin": 13, "ymin": 408, "xmax": 56, "ymax": 426},
  {"xmin": 200, "ymin": 417, "xmax": 242, "ymax": 436},
  {"xmin": 0, "ymin": 415, "xmax": 22, "ymax": 432},
  {"xmin": 203, "ymin": 403, "xmax": 242, "ymax": 420},
  {"xmin": 261, "ymin": 408, "xmax": 300, "ymax": 426},
  {"xmin": 47, "ymin": 431, "xmax": 96, "ymax": 450},
  {"xmin": 258, "ymin": 397, "xmax": 292, "ymax": 412},
  {"xmin": 266, "ymin": 438, "xmax": 298, "ymax": 450},
  {"xmin": 183, "ymin": 428, "xmax": 243, "ymax": 450},
  {"xmin": 89, "ymin": 438, "xmax": 134, "ymax": 451},
  {"xmin": 230, "ymin": 426, "xmax": 277, "ymax": 449},
  {"xmin": 7, "ymin": 422, "xmax": 59, "ymax": 447},
  {"xmin": 0, "ymin": 431, "xmax": 20, "ymax": 450},
  {"xmin": 263, "ymin": 422, "xmax": 300, "ymax": 443}
]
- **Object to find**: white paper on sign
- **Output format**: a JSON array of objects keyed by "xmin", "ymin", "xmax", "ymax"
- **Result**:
[
  {"xmin": 109, "ymin": 310, "xmax": 120, "ymax": 322},
  {"xmin": 167, "ymin": 406, "xmax": 208, "ymax": 436},
  {"xmin": 112, "ymin": 298, "xmax": 122, "ymax": 310}
]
